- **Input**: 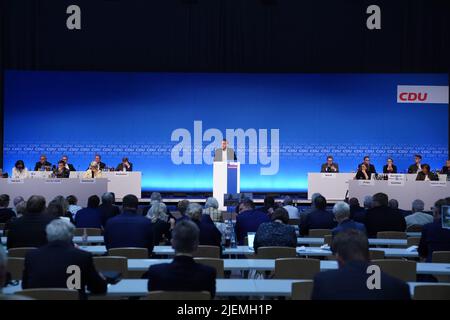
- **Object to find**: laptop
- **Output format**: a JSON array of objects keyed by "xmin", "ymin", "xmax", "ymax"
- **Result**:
[{"xmin": 247, "ymin": 232, "xmax": 256, "ymax": 250}]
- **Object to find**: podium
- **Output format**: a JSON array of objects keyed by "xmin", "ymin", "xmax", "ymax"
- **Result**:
[{"xmin": 213, "ymin": 161, "xmax": 240, "ymax": 210}]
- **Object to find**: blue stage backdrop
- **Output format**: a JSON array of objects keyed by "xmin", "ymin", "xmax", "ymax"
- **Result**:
[{"xmin": 3, "ymin": 71, "xmax": 448, "ymax": 192}]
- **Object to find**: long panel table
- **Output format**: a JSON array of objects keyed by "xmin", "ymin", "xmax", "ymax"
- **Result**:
[
  {"xmin": 0, "ymin": 178, "xmax": 108, "ymax": 207},
  {"xmin": 307, "ymin": 173, "xmax": 355, "ymax": 200}
]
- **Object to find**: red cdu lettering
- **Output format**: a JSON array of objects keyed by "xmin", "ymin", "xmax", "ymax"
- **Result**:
[
  {"xmin": 407, "ymin": 92, "xmax": 417, "ymax": 101},
  {"xmin": 417, "ymin": 92, "xmax": 428, "ymax": 101},
  {"xmin": 399, "ymin": 92, "xmax": 408, "ymax": 101}
]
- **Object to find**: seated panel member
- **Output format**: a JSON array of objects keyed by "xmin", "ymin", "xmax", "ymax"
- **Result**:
[
  {"xmin": 88, "ymin": 154, "xmax": 106, "ymax": 171},
  {"xmin": 320, "ymin": 155, "xmax": 339, "ymax": 173},
  {"xmin": 440, "ymin": 159, "xmax": 450, "ymax": 175},
  {"xmin": 61, "ymin": 155, "xmax": 76, "ymax": 171},
  {"xmin": 416, "ymin": 164, "xmax": 438, "ymax": 181},
  {"xmin": 116, "ymin": 157, "xmax": 133, "ymax": 172},
  {"xmin": 83, "ymin": 161, "xmax": 103, "ymax": 179},
  {"xmin": 382, "ymin": 157, "xmax": 397, "ymax": 174},
  {"xmin": 213, "ymin": 138, "xmax": 237, "ymax": 162},
  {"xmin": 11, "ymin": 160, "xmax": 29, "ymax": 179},
  {"xmin": 358, "ymin": 156, "xmax": 376, "ymax": 177},
  {"xmin": 54, "ymin": 160, "xmax": 70, "ymax": 178},
  {"xmin": 408, "ymin": 154, "xmax": 422, "ymax": 173},
  {"xmin": 355, "ymin": 163, "xmax": 370, "ymax": 180},
  {"xmin": 34, "ymin": 155, "xmax": 52, "ymax": 171}
]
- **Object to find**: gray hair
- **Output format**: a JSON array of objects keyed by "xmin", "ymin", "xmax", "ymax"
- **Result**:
[
  {"xmin": 147, "ymin": 202, "xmax": 168, "ymax": 223},
  {"xmin": 412, "ymin": 199, "xmax": 425, "ymax": 212},
  {"xmin": 204, "ymin": 197, "xmax": 219, "ymax": 209},
  {"xmin": 283, "ymin": 196, "xmax": 293, "ymax": 206},
  {"xmin": 101, "ymin": 192, "xmax": 115, "ymax": 205},
  {"xmin": 186, "ymin": 203, "xmax": 203, "ymax": 221},
  {"xmin": 388, "ymin": 199, "xmax": 399, "ymax": 210},
  {"xmin": 15, "ymin": 201, "xmax": 27, "ymax": 216},
  {"xmin": 363, "ymin": 196, "xmax": 373, "ymax": 209},
  {"xmin": 150, "ymin": 192, "xmax": 162, "ymax": 202},
  {"xmin": 333, "ymin": 201, "xmax": 351, "ymax": 221},
  {"xmin": 13, "ymin": 196, "xmax": 25, "ymax": 207},
  {"xmin": 172, "ymin": 220, "xmax": 199, "ymax": 254},
  {"xmin": 90, "ymin": 161, "xmax": 98, "ymax": 168},
  {"xmin": 53, "ymin": 195, "xmax": 69, "ymax": 213},
  {"xmin": 46, "ymin": 219, "xmax": 75, "ymax": 243}
]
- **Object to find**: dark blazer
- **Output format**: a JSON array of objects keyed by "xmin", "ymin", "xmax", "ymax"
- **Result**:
[
  {"xmin": 359, "ymin": 163, "xmax": 376, "ymax": 175},
  {"xmin": 350, "ymin": 206, "xmax": 366, "ymax": 223},
  {"xmin": 441, "ymin": 166, "xmax": 450, "ymax": 174},
  {"xmin": 99, "ymin": 203, "xmax": 121, "ymax": 227},
  {"xmin": 151, "ymin": 219, "xmax": 171, "ymax": 244},
  {"xmin": 0, "ymin": 208, "xmax": 16, "ymax": 224},
  {"xmin": 104, "ymin": 211, "xmax": 154, "ymax": 255},
  {"xmin": 145, "ymin": 255, "xmax": 216, "ymax": 297},
  {"xmin": 300, "ymin": 209, "xmax": 336, "ymax": 236},
  {"xmin": 418, "ymin": 220, "xmax": 450, "ymax": 262},
  {"xmin": 54, "ymin": 168, "xmax": 70, "ymax": 178},
  {"xmin": 74, "ymin": 208, "xmax": 102, "ymax": 229},
  {"xmin": 311, "ymin": 261, "xmax": 411, "ymax": 300},
  {"xmin": 196, "ymin": 214, "xmax": 222, "ymax": 248},
  {"xmin": 320, "ymin": 163, "xmax": 339, "ymax": 173},
  {"xmin": 416, "ymin": 171, "xmax": 439, "ymax": 181},
  {"xmin": 235, "ymin": 209, "xmax": 270, "ymax": 245},
  {"xmin": 116, "ymin": 163, "xmax": 133, "ymax": 172},
  {"xmin": 34, "ymin": 161, "xmax": 52, "ymax": 171},
  {"xmin": 355, "ymin": 170, "xmax": 371, "ymax": 180},
  {"xmin": 254, "ymin": 222, "xmax": 297, "ymax": 253},
  {"xmin": 6, "ymin": 214, "xmax": 53, "ymax": 249},
  {"xmin": 67, "ymin": 163, "xmax": 76, "ymax": 171},
  {"xmin": 22, "ymin": 240, "xmax": 107, "ymax": 298},
  {"xmin": 408, "ymin": 164, "xmax": 421, "ymax": 174},
  {"xmin": 383, "ymin": 164, "xmax": 398, "ymax": 174},
  {"xmin": 332, "ymin": 219, "xmax": 366, "ymax": 237},
  {"xmin": 364, "ymin": 206, "xmax": 406, "ymax": 238}
]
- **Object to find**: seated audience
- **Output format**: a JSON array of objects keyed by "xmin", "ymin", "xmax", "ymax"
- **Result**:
[
  {"xmin": 75, "ymin": 195, "xmax": 102, "ymax": 229},
  {"xmin": 204, "ymin": 197, "xmax": 226, "ymax": 241},
  {"xmin": 0, "ymin": 194, "xmax": 15, "ymax": 224},
  {"xmin": 364, "ymin": 193, "xmax": 406, "ymax": 238},
  {"xmin": 355, "ymin": 163, "xmax": 371, "ymax": 180},
  {"xmin": 46, "ymin": 200, "xmax": 69, "ymax": 221},
  {"xmin": 145, "ymin": 220, "xmax": 216, "ymax": 297},
  {"xmin": 282, "ymin": 196, "xmax": 300, "ymax": 219},
  {"xmin": 348, "ymin": 197, "xmax": 366, "ymax": 223},
  {"xmin": 254, "ymin": 208, "xmax": 297, "ymax": 253},
  {"xmin": 99, "ymin": 192, "xmax": 120, "ymax": 227},
  {"xmin": 311, "ymin": 229, "xmax": 410, "ymax": 300},
  {"xmin": 34, "ymin": 154, "xmax": 52, "ymax": 171},
  {"xmin": 331, "ymin": 202, "xmax": 366, "ymax": 236},
  {"xmin": 53, "ymin": 195, "xmax": 72, "ymax": 221},
  {"xmin": 83, "ymin": 161, "xmax": 102, "ymax": 179},
  {"xmin": 146, "ymin": 202, "xmax": 170, "ymax": 244},
  {"xmin": 300, "ymin": 195, "xmax": 336, "ymax": 236},
  {"xmin": 382, "ymin": 157, "xmax": 397, "ymax": 174},
  {"xmin": 66, "ymin": 195, "xmax": 82, "ymax": 221},
  {"xmin": 12, "ymin": 196, "xmax": 25, "ymax": 215},
  {"xmin": 12, "ymin": 160, "xmax": 29, "ymax": 179},
  {"xmin": 188, "ymin": 203, "xmax": 222, "ymax": 248},
  {"xmin": 104, "ymin": 194, "xmax": 154, "ymax": 256},
  {"xmin": 418, "ymin": 199, "xmax": 450, "ymax": 262},
  {"xmin": 13, "ymin": 200, "xmax": 27, "ymax": 219},
  {"xmin": 235, "ymin": 198, "xmax": 270, "ymax": 245},
  {"xmin": 363, "ymin": 195, "xmax": 373, "ymax": 210},
  {"xmin": 22, "ymin": 219, "xmax": 107, "ymax": 298},
  {"xmin": 260, "ymin": 195, "xmax": 277, "ymax": 216},
  {"xmin": 116, "ymin": 157, "xmax": 133, "ymax": 172},
  {"xmin": 405, "ymin": 199, "xmax": 433, "ymax": 228},
  {"xmin": 54, "ymin": 160, "xmax": 70, "ymax": 178},
  {"xmin": 7, "ymin": 195, "xmax": 53, "ymax": 249},
  {"xmin": 416, "ymin": 164, "xmax": 439, "ymax": 181},
  {"xmin": 169, "ymin": 199, "xmax": 191, "ymax": 229},
  {"xmin": 388, "ymin": 199, "xmax": 410, "ymax": 217}
]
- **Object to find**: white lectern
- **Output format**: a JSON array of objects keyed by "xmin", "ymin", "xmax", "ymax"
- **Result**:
[{"xmin": 213, "ymin": 161, "xmax": 240, "ymax": 210}]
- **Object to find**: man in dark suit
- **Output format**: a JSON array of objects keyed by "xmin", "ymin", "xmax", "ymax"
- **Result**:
[
  {"xmin": 88, "ymin": 154, "xmax": 106, "ymax": 171},
  {"xmin": 145, "ymin": 220, "xmax": 216, "ymax": 297},
  {"xmin": 388, "ymin": 199, "xmax": 411, "ymax": 217},
  {"xmin": 99, "ymin": 192, "xmax": 120, "ymax": 227},
  {"xmin": 348, "ymin": 197, "xmax": 366, "ymax": 223},
  {"xmin": 415, "ymin": 164, "xmax": 439, "ymax": 181},
  {"xmin": 0, "ymin": 194, "xmax": 15, "ymax": 224},
  {"xmin": 235, "ymin": 198, "xmax": 270, "ymax": 245},
  {"xmin": 188, "ymin": 203, "xmax": 222, "ymax": 248},
  {"xmin": 74, "ymin": 195, "xmax": 102, "ymax": 228},
  {"xmin": 115, "ymin": 157, "xmax": 133, "ymax": 172},
  {"xmin": 331, "ymin": 202, "xmax": 366, "ymax": 237},
  {"xmin": 312, "ymin": 229, "xmax": 410, "ymax": 300},
  {"xmin": 364, "ymin": 193, "xmax": 406, "ymax": 238},
  {"xmin": 358, "ymin": 156, "xmax": 376, "ymax": 177},
  {"xmin": 320, "ymin": 155, "xmax": 339, "ymax": 173},
  {"xmin": 300, "ymin": 195, "xmax": 336, "ymax": 236},
  {"xmin": 441, "ymin": 160, "xmax": 450, "ymax": 175},
  {"xmin": 408, "ymin": 154, "xmax": 423, "ymax": 174},
  {"xmin": 22, "ymin": 219, "xmax": 107, "ymax": 298},
  {"xmin": 6, "ymin": 195, "xmax": 53, "ymax": 249},
  {"xmin": 104, "ymin": 194, "xmax": 154, "ymax": 256},
  {"xmin": 418, "ymin": 199, "xmax": 450, "ymax": 262},
  {"xmin": 61, "ymin": 155, "xmax": 76, "ymax": 171},
  {"xmin": 54, "ymin": 160, "xmax": 71, "ymax": 178},
  {"xmin": 34, "ymin": 155, "xmax": 52, "ymax": 171}
]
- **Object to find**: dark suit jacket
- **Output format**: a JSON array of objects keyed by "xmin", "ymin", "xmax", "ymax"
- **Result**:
[
  {"xmin": 383, "ymin": 164, "xmax": 398, "ymax": 174},
  {"xmin": 300, "ymin": 209, "xmax": 336, "ymax": 236},
  {"xmin": 99, "ymin": 203, "xmax": 121, "ymax": 227},
  {"xmin": 104, "ymin": 211, "xmax": 154, "ymax": 255},
  {"xmin": 418, "ymin": 220, "xmax": 450, "ymax": 262},
  {"xmin": 441, "ymin": 166, "xmax": 450, "ymax": 174},
  {"xmin": 408, "ymin": 164, "xmax": 421, "ymax": 174},
  {"xmin": 320, "ymin": 163, "xmax": 339, "ymax": 173},
  {"xmin": 416, "ymin": 171, "xmax": 439, "ymax": 181},
  {"xmin": 67, "ymin": 163, "xmax": 76, "ymax": 171},
  {"xmin": 332, "ymin": 219, "xmax": 366, "ymax": 237},
  {"xmin": 0, "ymin": 208, "xmax": 16, "ymax": 224},
  {"xmin": 364, "ymin": 206, "xmax": 406, "ymax": 238},
  {"xmin": 75, "ymin": 208, "xmax": 102, "ymax": 229},
  {"xmin": 197, "ymin": 215, "xmax": 222, "ymax": 248},
  {"xmin": 6, "ymin": 214, "xmax": 53, "ymax": 249},
  {"xmin": 116, "ymin": 163, "xmax": 133, "ymax": 172},
  {"xmin": 350, "ymin": 206, "xmax": 366, "ymax": 223},
  {"xmin": 34, "ymin": 161, "xmax": 52, "ymax": 171},
  {"xmin": 146, "ymin": 255, "xmax": 216, "ymax": 297},
  {"xmin": 55, "ymin": 168, "xmax": 70, "ymax": 178},
  {"xmin": 311, "ymin": 261, "xmax": 411, "ymax": 300},
  {"xmin": 22, "ymin": 240, "xmax": 107, "ymax": 298},
  {"xmin": 355, "ymin": 170, "xmax": 371, "ymax": 180},
  {"xmin": 151, "ymin": 219, "xmax": 171, "ymax": 244},
  {"xmin": 358, "ymin": 163, "xmax": 376, "ymax": 175},
  {"xmin": 235, "ymin": 209, "xmax": 270, "ymax": 245}
]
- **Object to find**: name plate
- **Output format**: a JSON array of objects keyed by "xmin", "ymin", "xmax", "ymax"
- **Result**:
[
  {"xmin": 388, "ymin": 174, "xmax": 406, "ymax": 181},
  {"xmin": 114, "ymin": 172, "xmax": 129, "ymax": 177},
  {"xmin": 430, "ymin": 181, "xmax": 447, "ymax": 187},
  {"xmin": 321, "ymin": 173, "xmax": 337, "ymax": 179},
  {"xmin": 45, "ymin": 179, "xmax": 62, "ymax": 184},
  {"xmin": 8, "ymin": 179, "xmax": 24, "ymax": 184},
  {"xmin": 358, "ymin": 180, "xmax": 375, "ymax": 186},
  {"xmin": 388, "ymin": 180, "xmax": 405, "ymax": 187},
  {"xmin": 80, "ymin": 179, "xmax": 96, "ymax": 184}
]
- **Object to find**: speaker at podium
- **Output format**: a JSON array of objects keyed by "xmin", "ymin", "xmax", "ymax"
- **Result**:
[{"xmin": 213, "ymin": 161, "xmax": 240, "ymax": 210}]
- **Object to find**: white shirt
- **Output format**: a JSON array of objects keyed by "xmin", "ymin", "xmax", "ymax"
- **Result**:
[
  {"xmin": 12, "ymin": 167, "xmax": 29, "ymax": 179},
  {"xmin": 222, "ymin": 149, "xmax": 227, "ymax": 162},
  {"xmin": 283, "ymin": 205, "xmax": 300, "ymax": 219}
]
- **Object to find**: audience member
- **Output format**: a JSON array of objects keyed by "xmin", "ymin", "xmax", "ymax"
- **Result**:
[
  {"xmin": 99, "ymin": 192, "xmax": 120, "ymax": 227},
  {"xmin": 0, "ymin": 194, "xmax": 15, "ymax": 224},
  {"xmin": 235, "ymin": 198, "xmax": 270, "ymax": 245},
  {"xmin": 260, "ymin": 196, "xmax": 276, "ymax": 216},
  {"xmin": 46, "ymin": 200, "xmax": 68, "ymax": 221},
  {"xmin": 145, "ymin": 220, "xmax": 216, "ymax": 297},
  {"xmin": 331, "ymin": 202, "xmax": 366, "ymax": 236},
  {"xmin": 348, "ymin": 197, "xmax": 366, "ymax": 223},
  {"xmin": 74, "ymin": 195, "xmax": 102, "ymax": 229},
  {"xmin": 203, "ymin": 197, "xmax": 226, "ymax": 241},
  {"xmin": 254, "ymin": 208, "xmax": 296, "ymax": 253},
  {"xmin": 12, "ymin": 196, "xmax": 25, "ymax": 215},
  {"xmin": 312, "ymin": 230, "xmax": 410, "ymax": 300},
  {"xmin": 300, "ymin": 195, "xmax": 336, "ymax": 236},
  {"xmin": 188, "ymin": 203, "xmax": 222, "ymax": 248},
  {"xmin": 282, "ymin": 196, "xmax": 299, "ymax": 219},
  {"xmin": 14, "ymin": 201, "xmax": 27, "ymax": 219},
  {"xmin": 388, "ymin": 199, "xmax": 410, "ymax": 217},
  {"xmin": 146, "ymin": 202, "xmax": 170, "ymax": 245},
  {"xmin": 405, "ymin": 199, "xmax": 433, "ymax": 228},
  {"xmin": 66, "ymin": 195, "xmax": 82, "ymax": 220}
]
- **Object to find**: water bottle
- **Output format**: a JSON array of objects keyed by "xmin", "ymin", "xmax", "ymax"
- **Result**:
[
  {"xmin": 230, "ymin": 220, "xmax": 237, "ymax": 248},
  {"xmin": 82, "ymin": 228, "xmax": 88, "ymax": 246},
  {"xmin": 224, "ymin": 220, "xmax": 231, "ymax": 248}
]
